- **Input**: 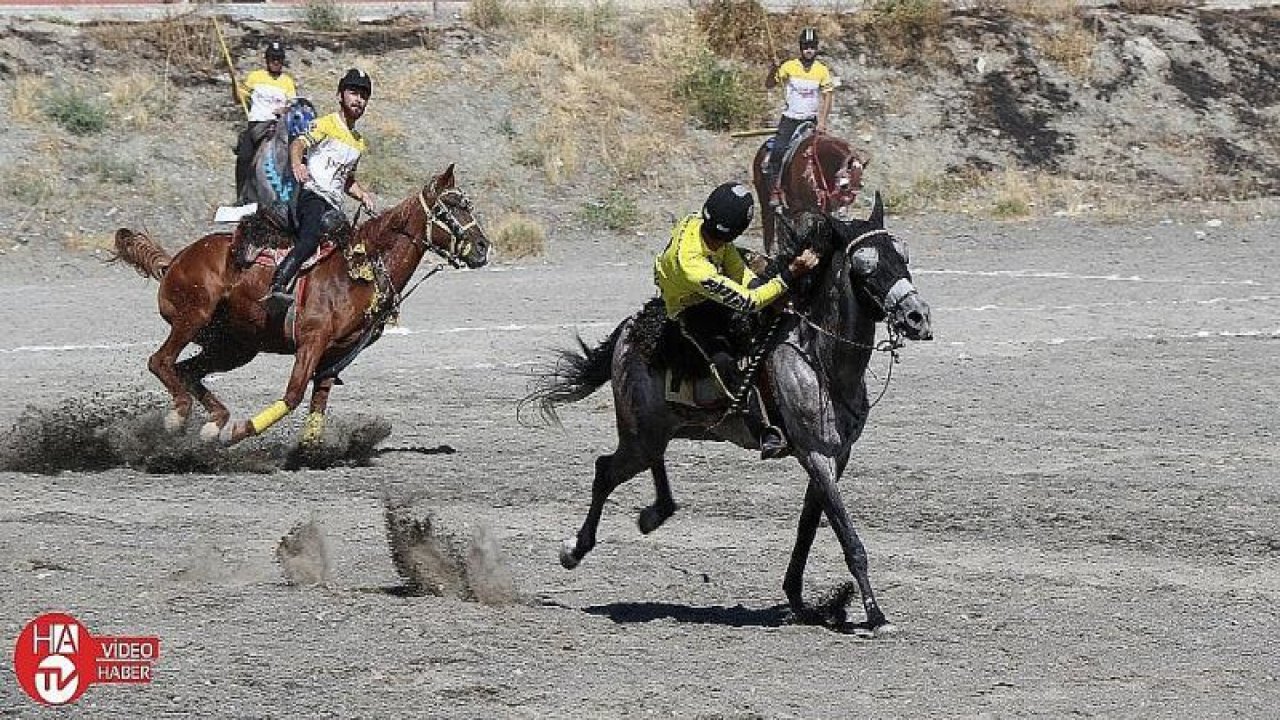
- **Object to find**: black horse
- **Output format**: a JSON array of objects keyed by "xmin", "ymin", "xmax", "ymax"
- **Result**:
[{"xmin": 526, "ymin": 193, "xmax": 933, "ymax": 633}]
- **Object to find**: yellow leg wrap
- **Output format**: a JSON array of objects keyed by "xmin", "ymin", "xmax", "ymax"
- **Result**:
[
  {"xmin": 300, "ymin": 411, "xmax": 325, "ymax": 446},
  {"xmin": 250, "ymin": 400, "xmax": 291, "ymax": 435}
]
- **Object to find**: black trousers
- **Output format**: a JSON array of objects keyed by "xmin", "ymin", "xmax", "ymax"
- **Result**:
[{"xmin": 766, "ymin": 115, "xmax": 811, "ymax": 187}]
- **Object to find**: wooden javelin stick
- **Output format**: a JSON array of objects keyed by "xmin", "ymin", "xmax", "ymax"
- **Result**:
[
  {"xmin": 212, "ymin": 15, "xmax": 248, "ymax": 119},
  {"xmin": 731, "ymin": 128, "xmax": 778, "ymax": 138}
]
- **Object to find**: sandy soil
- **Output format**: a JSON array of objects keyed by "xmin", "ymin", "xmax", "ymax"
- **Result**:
[{"xmin": 1, "ymin": 209, "xmax": 1277, "ymax": 717}]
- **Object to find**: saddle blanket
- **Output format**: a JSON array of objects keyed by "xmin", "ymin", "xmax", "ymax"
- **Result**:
[{"xmin": 251, "ymin": 242, "xmax": 338, "ymax": 273}]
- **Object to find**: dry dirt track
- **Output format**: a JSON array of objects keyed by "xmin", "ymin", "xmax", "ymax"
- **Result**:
[{"xmin": 1, "ymin": 212, "xmax": 1278, "ymax": 717}]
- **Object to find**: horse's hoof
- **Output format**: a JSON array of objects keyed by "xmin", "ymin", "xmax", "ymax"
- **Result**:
[
  {"xmin": 219, "ymin": 420, "xmax": 251, "ymax": 446},
  {"xmin": 163, "ymin": 409, "xmax": 188, "ymax": 433},
  {"xmin": 637, "ymin": 505, "xmax": 673, "ymax": 535},
  {"xmin": 872, "ymin": 621, "xmax": 898, "ymax": 638},
  {"xmin": 199, "ymin": 421, "xmax": 222, "ymax": 443},
  {"xmin": 559, "ymin": 539, "xmax": 581, "ymax": 570}
]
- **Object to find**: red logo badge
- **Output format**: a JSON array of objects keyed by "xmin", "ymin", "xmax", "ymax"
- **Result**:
[{"xmin": 13, "ymin": 612, "xmax": 160, "ymax": 706}]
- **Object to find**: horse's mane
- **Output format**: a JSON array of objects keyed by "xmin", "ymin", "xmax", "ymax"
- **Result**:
[{"xmin": 352, "ymin": 190, "xmax": 423, "ymax": 250}]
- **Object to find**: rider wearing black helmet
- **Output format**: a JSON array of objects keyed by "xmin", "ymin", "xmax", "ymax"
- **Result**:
[
  {"xmin": 234, "ymin": 39, "xmax": 298, "ymax": 204},
  {"xmin": 264, "ymin": 68, "xmax": 377, "ymax": 312},
  {"xmin": 764, "ymin": 27, "xmax": 836, "ymax": 208},
  {"xmin": 654, "ymin": 182, "xmax": 819, "ymax": 458}
]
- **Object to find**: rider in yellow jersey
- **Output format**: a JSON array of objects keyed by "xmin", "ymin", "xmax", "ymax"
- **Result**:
[
  {"xmin": 654, "ymin": 182, "xmax": 818, "ymax": 458},
  {"xmin": 234, "ymin": 39, "xmax": 298, "ymax": 204},
  {"xmin": 264, "ymin": 68, "xmax": 377, "ymax": 312},
  {"xmin": 764, "ymin": 27, "xmax": 835, "ymax": 209}
]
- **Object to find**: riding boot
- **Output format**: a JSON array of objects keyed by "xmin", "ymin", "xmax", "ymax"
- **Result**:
[
  {"xmin": 743, "ymin": 387, "xmax": 788, "ymax": 460},
  {"xmin": 712, "ymin": 352, "xmax": 788, "ymax": 460},
  {"xmin": 264, "ymin": 251, "xmax": 302, "ymax": 315}
]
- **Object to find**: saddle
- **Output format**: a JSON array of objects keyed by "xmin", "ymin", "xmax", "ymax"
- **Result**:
[
  {"xmin": 630, "ymin": 296, "xmax": 781, "ymax": 410},
  {"xmin": 231, "ymin": 209, "xmax": 355, "ymax": 271},
  {"xmin": 766, "ymin": 122, "xmax": 817, "ymax": 182}
]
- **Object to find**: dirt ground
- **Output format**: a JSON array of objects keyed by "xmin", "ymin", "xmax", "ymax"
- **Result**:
[{"xmin": 1, "ymin": 207, "xmax": 1277, "ymax": 716}]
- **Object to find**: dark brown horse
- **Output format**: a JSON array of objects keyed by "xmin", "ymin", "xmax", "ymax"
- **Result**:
[
  {"xmin": 751, "ymin": 127, "xmax": 868, "ymax": 252},
  {"xmin": 113, "ymin": 164, "xmax": 490, "ymax": 448}
]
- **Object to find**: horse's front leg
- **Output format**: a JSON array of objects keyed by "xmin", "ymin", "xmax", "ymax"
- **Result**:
[
  {"xmin": 222, "ymin": 335, "xmax": 330, "ymax": 446},
  {"xmin": 300, "ymin": 376, "xmax": 337, "ymax": 448},
  {"xmin": 795, "ymin": 450, "xmax": 893, "ymax": 635},
  {"xmin": 783, "ymin": 480, "xmax": 823, "ymax": 615}
]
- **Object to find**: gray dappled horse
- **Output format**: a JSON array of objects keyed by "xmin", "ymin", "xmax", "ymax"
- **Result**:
[
  {"xmin": 527, "ymin": 193, "xmax": 932, "ymax": 633},
  {"xmin": 240, "ymin": 98, "xmax": 316, "ymax": 225}
]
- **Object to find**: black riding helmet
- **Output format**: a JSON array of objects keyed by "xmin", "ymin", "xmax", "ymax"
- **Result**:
[
  {"xmin": 338, "ymin": 68, "xmax": 372, "ymax": 97},
  {"xmin": 264, "ymin": 39, "xmax": 286, "ymax": 61},
  {"xmin": 799, "ymin": 27, "xmax": 818, "ymax": 50},
  {"xmin": 701, "ymin": 182, "xmax": 755, "ymax": 243}
]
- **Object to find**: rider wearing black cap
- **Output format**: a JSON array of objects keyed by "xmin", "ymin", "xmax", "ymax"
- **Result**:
[
  {"xmin": 234, "ymin": 39, "xmax": 297, "ymax": 204},
  {"xmin": 654, "ymin": 182, "xmax": 819, "ymax": 458},
  {"xmin": 264, "ymin": 68, "xmax": 377, "ymax": 312},
  {"xmin": 764, "ymin": 28, "xmax": 836, "ymax": 209}
]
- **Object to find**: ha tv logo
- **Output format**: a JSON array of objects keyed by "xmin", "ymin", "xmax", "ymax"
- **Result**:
[{"xmin": 12, "ymin": 612, "xmax": 160, "ymax": 706}]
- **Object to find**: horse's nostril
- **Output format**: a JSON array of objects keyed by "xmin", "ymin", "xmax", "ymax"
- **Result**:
[{"xmin": 908, "ymin": 311, "xmax": 923, "ymax": 325}]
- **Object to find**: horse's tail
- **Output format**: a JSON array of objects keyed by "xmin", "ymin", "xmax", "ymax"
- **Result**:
[
  {"xmin": 519, "ymin": 320, "xmax": 625, "ymax": 427},
  {"xmin": 110, "ymin": 228, "xmax": 171, "ymax": 280}
]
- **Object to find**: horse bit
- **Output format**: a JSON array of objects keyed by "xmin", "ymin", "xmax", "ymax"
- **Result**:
[{"xmin": 415, "ymin": 186, "xmax": 478, "ymax": 268}]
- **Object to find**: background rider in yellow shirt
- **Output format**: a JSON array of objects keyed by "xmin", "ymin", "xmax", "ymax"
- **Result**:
[
  {"xmin": 233, "ymin": 39, "xmax": 298, "ymax": 205},
  {"xmin": 763, "ymin": 28, "xmax": 835, "ymax": 209}
]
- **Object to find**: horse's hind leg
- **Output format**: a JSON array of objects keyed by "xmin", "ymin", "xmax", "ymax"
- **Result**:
[
  {"xmin": 174, "ymin": 343, "xmax": 258, "ymax": 441},
  {"xmin": 148, "ymin": 324, "xmax": 202, "ymax": 432},
  {"xmin": 560, "ymin": 443, "xmax": 652, "ymax": 569},
  {"xmin": 638, "ymin": 460, "xmax": 677, "ymax": 535}
]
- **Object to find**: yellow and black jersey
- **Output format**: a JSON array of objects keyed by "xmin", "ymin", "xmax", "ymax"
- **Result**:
[
  {"xmin": 654, "ymin": 215, "xmax": 788, "ymax": 318},
  {"xmin": 774, "ymin": 59, "xmax": 834, "ymax": 120},
  {"xmin": 239, "ymin": 69, "xmax": 297, "ymax": 122},
  {"xmin": 299, "ymin": 112, "xmax": 366, "ymax": 209}
]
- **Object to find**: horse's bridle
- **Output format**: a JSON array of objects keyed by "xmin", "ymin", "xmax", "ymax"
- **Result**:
[
  {"xmin": 843, "ymin": 228, "xmax": 918, "ymax": 322},
  {"xmin": 415, "ymin": 187, "xmax": 479, "ymax": 268}
]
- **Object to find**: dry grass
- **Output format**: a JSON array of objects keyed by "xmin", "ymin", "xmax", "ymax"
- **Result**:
[
  {"xmin": 1037, "ymin": 24, "xmax": 1096, "ymax": 78},
  {"xmin": 105, "ymin": 72, "xmax": 170, "ymax": 130},
  {"xmin": 1114, "ymin": 0, "xmax": 1194, "ymax": 13},
  {"xmin": 490, "ymin": 212, "xmax": 546, "ymax": 259},
  {"xmin": 10, "ymin": 76, "xmax": 43, "ymax": 123},
  {"xmin": 856, "ymin": 0, "xmax": 948, "ymax": 67},
  {"xmin": 88, "ymin": 16, "xmax": 221, "ymax": 74},
  {"xmin": 977, "ymin": 0, "xmax": 1079, "ymax": 23}
]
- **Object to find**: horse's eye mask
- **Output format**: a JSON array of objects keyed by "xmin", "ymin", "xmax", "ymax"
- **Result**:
[
  {"xmin": 893, "ymin": 238, "xmax": 910, "ymax": 265},
  {"xmin": 850, "ymin": 246, "xmax": 878, "ymax": 275}
]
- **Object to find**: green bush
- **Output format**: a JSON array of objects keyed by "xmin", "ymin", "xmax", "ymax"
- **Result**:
[
  {"xmin": 301, "ymin": 0, "xmax": 347, "ymax": 32},
  {"xmin": 469, "ymin": 0, "xmax": 511, "ymax": 29},
  {"xmin": 677, "ymin": 52, "xmax": 763, "ymax": 131},
  {"xmin": 580, "ymin": 189, "xmax": 638, "ymax": 231},
  {"xmin": 43, "ymin": 88, "xmax": 107, "ymax": 135}
]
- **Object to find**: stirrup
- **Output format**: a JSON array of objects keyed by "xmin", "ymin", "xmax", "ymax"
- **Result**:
[{"xmin": 759, "ymin": 425, "xmax": 789, "ymax": 460}]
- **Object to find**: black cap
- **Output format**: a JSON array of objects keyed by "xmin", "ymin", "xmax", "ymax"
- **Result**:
[
  {"xmin": 799, "ymin": 28, "xmax": 818, "ymax": 48},
  {"xmin": 338, "ymin": 68, "xmax": 372, "ymax": 97},
  {"xmin": 701, "ymin": 183, "xmax": 755, "ymax": 242},
  {"xmin": 265, "ymin": 39, "xmax": 285, "ymax": 60}
]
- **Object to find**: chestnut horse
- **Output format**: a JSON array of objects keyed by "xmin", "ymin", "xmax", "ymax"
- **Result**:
[
  {"xmin": 113, "ymin": 164, "xmax": 490, "ymax": 448},
  {"xmin": 751, "ymin": 127, "xmax": 868, "ymax": 252}
]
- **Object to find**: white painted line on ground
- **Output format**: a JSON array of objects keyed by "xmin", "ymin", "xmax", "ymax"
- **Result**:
[
  {"xmin": 940, "ymin": 293, "xmax": 1280, "ymax": 313},
  {"xmin": 931, "ymin": 328, "xmax": 1280, "ymax": 350},
  {"xmin": 917, "ymin": 268, "xmax": 1261, "ymax": 286},
  {"xmin": 0, "ymin": 342, "xmax": 143, "ymax": 354}
]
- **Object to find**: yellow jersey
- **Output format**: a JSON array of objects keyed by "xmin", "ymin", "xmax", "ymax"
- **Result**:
[
  {"xmin": 239, "ymin": 69, "xmax": 297, "ymax": 122},
  {"xmin": 300, "ymin": 112, "xmax": 366, "ymax": 209},
  {"xmin": 654, "ymin": 215, "xmax": 788, "ymax": 318},
  {"xmin": 774, "ymin": 59, "xmax": 834, "ymax": 120}
]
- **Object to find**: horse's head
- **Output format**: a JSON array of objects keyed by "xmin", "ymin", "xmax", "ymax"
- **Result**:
[
  {"xmin": 811, "ymin": 133, "xmax": 867, "ymax": 212},
  {"xmin": 780, "ymin": 193, "xmax": 932, "ymax": 341},
  {"xmin": 417, "ymin": 164, "xmax": 491, "ymax": 269},
  {"xmin": 833, "ymin": 192, "xmax": 931, "ymax": 340}
]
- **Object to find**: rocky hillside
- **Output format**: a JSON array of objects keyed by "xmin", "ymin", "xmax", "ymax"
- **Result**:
[{"xmin": 0, "ymin": 2, "xmax": 1275, "ymax": 264}]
